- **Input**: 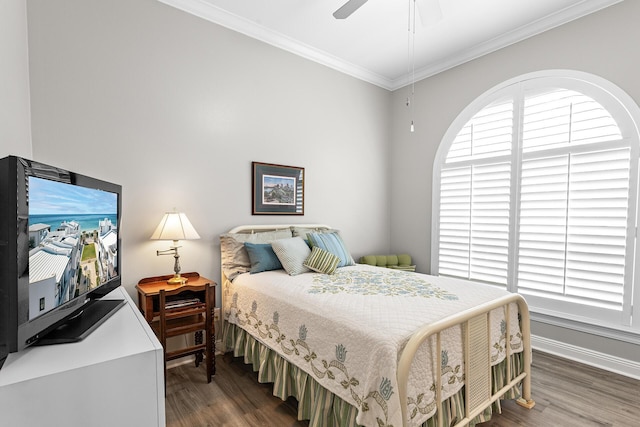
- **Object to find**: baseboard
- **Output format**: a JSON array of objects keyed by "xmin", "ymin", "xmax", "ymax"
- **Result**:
[
  {"xmin": 532, "ymin": 335, "xmax": 640, "ymax": 380},
  {"xmin": 166, "ymin": 356, "xmax": 194, "ymax": 369}
]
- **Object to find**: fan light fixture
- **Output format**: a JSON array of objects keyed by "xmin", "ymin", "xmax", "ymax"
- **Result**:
[
  {"xmin": 150, "ymin": 212, "xmax": 200, "ymax": 284},
  {"xmin": 407, "ymin": 0, "xmax": 417, "ymax": 133}
]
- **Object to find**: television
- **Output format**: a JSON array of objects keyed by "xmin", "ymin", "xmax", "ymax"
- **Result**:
[{"xmin": 0, "ymin": 156, "xmax": 124, "ymax": 368}]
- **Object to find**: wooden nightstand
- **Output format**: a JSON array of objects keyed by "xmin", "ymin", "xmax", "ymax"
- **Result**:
[{"xmin": 136, "ymin": 272, "xmax": 216, "ymax": 382}]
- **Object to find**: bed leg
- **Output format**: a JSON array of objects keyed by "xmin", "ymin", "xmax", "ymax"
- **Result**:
[
  {"xmin": 516, "ymin": 398, "xmax": 536, "ymax": 409},
  {"xmin": 515, "ymin": 359, "xmax": 535, "ymax": 410},
  {"xmin": 515, "ymin": 300, "xmax": 536, "ymax": 410}
]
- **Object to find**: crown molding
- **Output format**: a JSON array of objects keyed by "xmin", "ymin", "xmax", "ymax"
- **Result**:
[
  {"xmin": 390, "ymin": 0, "xmax": 624, "ymax": 90},
  {"xmin": 159, "ymin": 0, "xmax": 623, "ymax": 92},
  {"xmin": 157, "ymin": 0, "xmax": 394, "ymax": 89}
]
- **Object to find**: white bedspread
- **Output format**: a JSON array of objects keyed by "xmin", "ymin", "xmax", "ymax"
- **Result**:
[{"xmin": 224, "ymin": 264, "xmax": 522, "ymax": 427}]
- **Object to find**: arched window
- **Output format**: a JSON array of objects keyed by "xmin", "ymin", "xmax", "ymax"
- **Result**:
[{"xmin": 432, "ymin": 70, "xmax": 640, "ymax": 332}]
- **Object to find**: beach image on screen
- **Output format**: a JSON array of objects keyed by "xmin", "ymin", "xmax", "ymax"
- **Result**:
[{"xmin": 27, "ymin": 176, "xmax": 118, "ymax": 320}]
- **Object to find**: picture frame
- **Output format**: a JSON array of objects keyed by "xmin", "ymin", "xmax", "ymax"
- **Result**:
[{"xmin": 252, "ymin": 162, "xmax": 304, "ymax": 215}]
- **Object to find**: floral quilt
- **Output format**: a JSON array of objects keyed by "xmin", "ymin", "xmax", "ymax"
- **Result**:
[{"xmin": 224, "ymin": 264, "xmax": 523, "ymax": 427}]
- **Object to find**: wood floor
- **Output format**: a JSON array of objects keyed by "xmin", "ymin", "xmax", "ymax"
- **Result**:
[{"xmin": 165, "ymin": 350, "xmax": 640, "ymax": 427}]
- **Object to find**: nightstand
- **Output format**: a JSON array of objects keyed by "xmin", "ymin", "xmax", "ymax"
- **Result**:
[{"xmin": 136, "ymin": 272, "xmax": 216, "ymax": 382}]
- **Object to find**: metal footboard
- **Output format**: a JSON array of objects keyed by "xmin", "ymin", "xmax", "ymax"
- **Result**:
[{"xmin": 397, "ymin": 293, "xmax": 535, "ymax": 427}]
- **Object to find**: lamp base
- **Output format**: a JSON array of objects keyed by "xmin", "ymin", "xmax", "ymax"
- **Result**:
[{"xmin": 166, "ymin": 274, "xmax": 188, "ymax": 285}]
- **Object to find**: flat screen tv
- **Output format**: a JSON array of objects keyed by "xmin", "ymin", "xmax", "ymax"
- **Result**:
[{"xmin": 0, "ymin": 156, "xmax": 124, "ymax": 368}]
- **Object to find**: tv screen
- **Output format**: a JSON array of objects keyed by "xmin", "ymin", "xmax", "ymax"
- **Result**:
[
  {"xmin": 27, "ymin": 176, "xmax": 119, "ymax": 321},
  {"xmin": 0, "ymin": 156, "xmax": 123, "ymax": 368}
]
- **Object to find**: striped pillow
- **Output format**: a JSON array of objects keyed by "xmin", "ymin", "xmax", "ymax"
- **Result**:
[
  {"xmin": 304, "ymin": 246, "xmax": 340, "ymax": 274},
  {"xmin": 271, "ymin": 237, "xmax": 312, "ymax": 276},
  {"xmin": 307, "ymin": 231, "xmax": 355, "ymax": 267}
]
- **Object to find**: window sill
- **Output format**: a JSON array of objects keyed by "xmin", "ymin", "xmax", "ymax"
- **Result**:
[{"xmin": 530, "ymin": 311, "xmax": 640, "ymax": 346}]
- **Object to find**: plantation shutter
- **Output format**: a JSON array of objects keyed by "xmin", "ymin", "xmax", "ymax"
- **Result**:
[
  {"xmin": 434, "ymin": 75, "xmax": 638, "ymax": 329},
  {"xmin": 518, "ymin": 88, "xmax": 629, "ymax": 311},
  {"xmin": 438, "ymin": 99, "xmax": 513, "ymax": 285},
  {"xmin": 438, "ymin": 166, "xmax": 471, "ymax": 278}
]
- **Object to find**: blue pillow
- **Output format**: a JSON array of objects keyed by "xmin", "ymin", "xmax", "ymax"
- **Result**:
[
  {"xmin": 244, "ymin": 242, "xmax": 283, "ymax": 274},
  {"xmin": 307, "ymin": 231, "xmax": 355, "ymax": 268}
]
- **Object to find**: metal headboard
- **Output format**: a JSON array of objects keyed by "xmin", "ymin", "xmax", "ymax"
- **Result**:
[{"xmin": 220, "ymin": 224, "xmax": 331, "ymax": 351}]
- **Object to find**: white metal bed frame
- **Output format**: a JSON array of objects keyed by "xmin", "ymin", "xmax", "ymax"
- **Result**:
[{"xmin": 221, "ymin": 224, "xmax": 535, "ymax": 427}]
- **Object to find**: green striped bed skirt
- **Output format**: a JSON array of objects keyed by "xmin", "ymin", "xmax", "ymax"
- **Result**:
[{"xmin": 223, "ymin": 321, "xmax": 523, "ymax": 427}]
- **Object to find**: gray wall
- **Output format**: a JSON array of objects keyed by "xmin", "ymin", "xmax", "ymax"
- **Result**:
[
  {"xmin": 389, "ymin": 0, "xmax": 640, "ymax": 362},
  {"xmin": 0, "ymin": 0, "xmax": 32, "ymax": 158},
  {"xmin": 23, "ymin": 0, "xmax": 640, "ymax": 366},
  {"xmin": 26, "ymin": 0, "xmax": 392, "ymax": 301}
]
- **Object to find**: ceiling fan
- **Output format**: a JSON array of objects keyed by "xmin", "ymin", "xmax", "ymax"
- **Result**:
[
  {"xmin": 333, "ymin": 0, "xmax": 443, "ymax": 24},
  {"xmin": 333, "ymin": 0, "xmax": 368, "ymax": 19}
]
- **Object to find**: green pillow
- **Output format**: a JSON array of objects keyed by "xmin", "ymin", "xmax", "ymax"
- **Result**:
[
  {"xmin": 359, "ymin": 255, "xmax": 377, "ymax": 266},
  {"xmin": 397, "ymin": 253, "xmax": 412, "ymax": 266},
  {"xmin": 304, "ymin": 246, "xmax": 340, "ymax": 274}
]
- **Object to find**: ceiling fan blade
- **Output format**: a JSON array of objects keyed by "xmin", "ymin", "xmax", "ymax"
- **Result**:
[
  {"xmin": 333, "ymin": 0, "xmax": 369, "ymax": 19},
  {"xmin": 416, "ymin": 0, "xmax": 443, "ymax": 26}
]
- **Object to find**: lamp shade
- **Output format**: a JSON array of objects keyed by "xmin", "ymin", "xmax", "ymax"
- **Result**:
[{"xmin": 150, "ymin": 212, "xmax": 200, "ymax": 241}]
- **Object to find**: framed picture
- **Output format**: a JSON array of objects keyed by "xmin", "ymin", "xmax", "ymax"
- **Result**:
[{"xmin": 252, "ymin": 162, "xmax": 304, "ymax": 215}]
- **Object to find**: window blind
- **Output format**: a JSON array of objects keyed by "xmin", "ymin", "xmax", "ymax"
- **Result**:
[
  {"xmin": 518, "ymin": 148, "xmax": 630, "ymax": 309},
  {"xmin": 435, "ymin": 76, "xmax": 638, "ymax": 329},
  {"xmin": 440, "ymin": 98, "xmax": 513, "ymax": 284},
  {"xmin": 446, "ymin": 99, "xmax": 513, "ymax": 163},
  {"xmin": 438, "ymin": 166, "xmax": 471, "ymax": 278},
  {"xmin": 523, "ymin": 89, "xmax": 622, "ymax": 152},
  {"xmin": 438, "ymin": 162, "xmax": 511, "ymax": 285}
]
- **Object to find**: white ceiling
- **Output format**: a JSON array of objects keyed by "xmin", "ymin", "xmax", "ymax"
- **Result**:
[{"xmin": 159, "ymin": 0, "xmax": 622, "ymax": 90}]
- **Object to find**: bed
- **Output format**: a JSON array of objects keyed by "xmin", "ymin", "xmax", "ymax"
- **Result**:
[{"xmin": 220, "ymin": 224, "xmax": 534, "ymax": 427}]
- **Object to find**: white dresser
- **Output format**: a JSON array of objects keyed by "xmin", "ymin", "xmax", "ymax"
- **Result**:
[{"xmin": 0, "ymin": 287, "xmax": 165, "ymax": 426}]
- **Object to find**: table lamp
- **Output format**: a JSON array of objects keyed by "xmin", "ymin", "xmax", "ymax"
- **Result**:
[{"xmin": 150, "ymin": 212, "xmax": 200, "ymax": 284}]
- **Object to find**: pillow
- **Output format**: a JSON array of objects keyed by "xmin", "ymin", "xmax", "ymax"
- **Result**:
[
  {"xmin": 307, "ymin": 231, "xmax": 355, "ymax": 267},
  {"xmin": 220, "ymin": 228, "xmax": 292, "ymax": 280},
  {"xmin": 377, "ymin": 255, "xmax": 391, "ymax": 267},
  {"xmin": 304, "ymin": 246, "xmax": 340, "ymax": 274},
  {"xmin": 291, "ymin": 226, "xmax": 337, "ymax": 247},
  {"xmin": 291, "ymin": 226, "xmax": 334, "ymax": 238},
  {"xmin": 359, "ymin": 255, "xmax": 377, "ymax": 266},
  {"xmin": 244, "ymin": 242, "xmax": 282, "ymax": 274},
  {"xmin": 220, "ymin": 234, "xmax": 251, "ymax": 281},
  {"xmin": 397, "ymin": 253, "xmax": 412, "ymax": 266},
  {"xmin": 271, "ymin": 237, "xmax": 312, "ymax": 276}
]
